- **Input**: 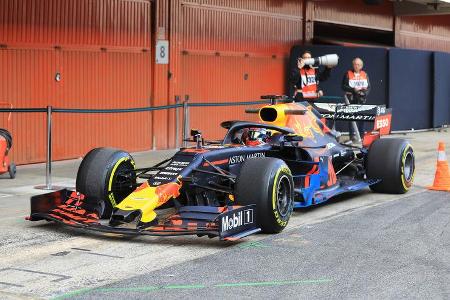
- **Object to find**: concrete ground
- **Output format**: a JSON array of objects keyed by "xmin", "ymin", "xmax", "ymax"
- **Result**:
[{"xmin": 0, "ymin": 131, "xmax": 449, "ymax": 300}]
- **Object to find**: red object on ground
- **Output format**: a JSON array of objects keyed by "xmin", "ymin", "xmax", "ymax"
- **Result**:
[
  {"xmin": 0, "ymin": 131, "xmax": 15, "ymax": 179},
  {"xmin": 0, "ymin": 135, "xmax": 9, "ymax": 173}
]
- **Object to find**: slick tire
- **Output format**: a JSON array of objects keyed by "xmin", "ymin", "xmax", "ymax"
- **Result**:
[
  {"xmin": 367, "ymin": 138, "xmax": 415, "ymax": 194},
  {"xmin": 235, "ymin": 157, "xmax": 294, "ymax": 233},
  {"xmin": 76, "ymin": 148, "xmax": 136, "ymax": 218}
]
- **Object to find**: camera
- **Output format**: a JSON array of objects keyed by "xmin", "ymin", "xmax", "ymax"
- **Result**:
[{"xmin": 303, "ymin": 54, "xmax": 339, "ymax": 68}]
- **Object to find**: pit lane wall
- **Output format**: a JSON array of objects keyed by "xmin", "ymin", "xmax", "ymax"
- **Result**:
[{"xmin": 290, "ymin": 45, "xmax": 450, "ymax": 132}]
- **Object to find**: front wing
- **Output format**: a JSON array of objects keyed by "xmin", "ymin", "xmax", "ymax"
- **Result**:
[{"xmin": 28, "ymin": 189, "xmax": 260, "ymax": 241}]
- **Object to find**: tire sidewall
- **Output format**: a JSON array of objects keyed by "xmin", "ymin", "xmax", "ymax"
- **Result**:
[
  {"xmin": 103, "ymin": 152, "xmax": 136, "ymax": 209},
  {"xmin": 367, "ymin": 139, "xmax": 415, "ymax": 194},
  {"xmin": 235, "ymin": 158, "xmax": 294, "ymax": 233},
  {"xmin": 399, "ymin": 144, "xmax": 415, "ymax": 191},
  {"xmin": 76, "ymin": 147, "xmax": 136, "ymax": 218},
  {"xmin": 267, "ymin": 163, "xmax": 294, "ymax": 231}
]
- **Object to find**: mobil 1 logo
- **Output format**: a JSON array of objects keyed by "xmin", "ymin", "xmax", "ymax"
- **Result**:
[{"xmin": 219, "ymin": 205, "xmax": 256, "ymax": 238}]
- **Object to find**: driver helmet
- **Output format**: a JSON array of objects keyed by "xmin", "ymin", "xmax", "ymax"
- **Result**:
[{"xmin": 243, "ymin": 128, "xmax": 269, "ymax": 146}]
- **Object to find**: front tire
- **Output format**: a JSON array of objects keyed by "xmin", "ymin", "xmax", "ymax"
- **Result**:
[
  {"xmin": 235, "ymin": 157, "xmax": 294, "ymax": 233},
  {"xmin": 367, "ymin": 138, "xmax": 415, "ymax": 194},
  {"xmin": 76, "ymin": 148, "xmax": 136, "ymax": 218}
]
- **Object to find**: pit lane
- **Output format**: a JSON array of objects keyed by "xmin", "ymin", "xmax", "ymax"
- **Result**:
[{"xmin": 0, "ymin": 131, "xmax": 448, "ymax": 299}]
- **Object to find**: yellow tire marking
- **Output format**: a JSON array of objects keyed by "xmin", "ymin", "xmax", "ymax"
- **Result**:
[
  {"xmin": 272, "ymin": 165, "xmax": 292, "ymax": 227},
  {"xmin": 401, "ymin": 144, "xmax": 415, "ymax": 191},
  {"xmin": 108, "ymin": 157, "xmax": 128, "ymax": 191},
  {"xmin": 107, "ymin": 156, "xmax": 134, "ymax": 207}
]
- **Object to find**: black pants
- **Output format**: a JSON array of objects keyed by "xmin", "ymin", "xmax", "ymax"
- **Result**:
[
  {"xmin": 349, "ymin": 121, "xmax": 365, "ymax": 140},
  {"xmin": 346, "ymin": 94, "xmax": 366, "ymax": 140}
]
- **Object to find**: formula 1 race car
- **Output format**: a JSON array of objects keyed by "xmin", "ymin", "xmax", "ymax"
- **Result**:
[{"xmin": 28, "ymin": 96, "xmax": 415, "ymax": 241}]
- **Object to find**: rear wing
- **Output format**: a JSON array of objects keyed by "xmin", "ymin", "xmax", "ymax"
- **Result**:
[
  {"xmin": 312, "ymin": 103, "xmax": 390, "ymax": 122},
  {"xmin": 313, "ymin": 102, "xmax": 392, "ymax": 134},
  {"xmin": 312, "ymin": 103, "xmax": 393, "ymax": 147}
]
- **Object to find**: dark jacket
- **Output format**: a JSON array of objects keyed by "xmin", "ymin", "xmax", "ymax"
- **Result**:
[
  {"xmin": 289, "ymin": 66, "xmax": 331, "ymax": 100},
  {"xmin": 341, "ymin": 70, "xmax": 371, "ymax": 104}
]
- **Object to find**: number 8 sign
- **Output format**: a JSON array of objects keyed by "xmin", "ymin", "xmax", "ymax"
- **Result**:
[{"xmin": 156, "ymin": 40, "xmax": 169, "ymax": 64}]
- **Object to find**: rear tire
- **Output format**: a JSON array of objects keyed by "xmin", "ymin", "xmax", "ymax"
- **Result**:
[
  {"xmin": 367, "ymin": 138, "xmax": 415, "ymax": 194},
  {"xmin": 76, "ymin": 148, "xmax": 136, "ymax": 218},
  {"xmin": 235, "ymin": 157, "xmax": 294, "ymax": 233}
]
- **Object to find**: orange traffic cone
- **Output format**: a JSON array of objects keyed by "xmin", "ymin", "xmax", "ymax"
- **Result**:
[{"xmin": 428, "ymin": 142, "xmax": 450, "ymax": 192}]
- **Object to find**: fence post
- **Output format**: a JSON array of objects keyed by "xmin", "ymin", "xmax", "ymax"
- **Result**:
[
  {"xmin": 182, "ymin": 95, "xmax": 190, "ymax": 148},
  {"xmin": 35, "ymin": 105, "xmax": 56, "ymax": 190},
  {"xmin": 175, "ymin": 96, "xmax": 180, "ymax": 149},
  {"xmin": 46, "ymin": 105, "xmax": 53, "ymax": 189},
  {"xmin": 45, "ymin": 106, "xmax": 52, "ymax": 190}
]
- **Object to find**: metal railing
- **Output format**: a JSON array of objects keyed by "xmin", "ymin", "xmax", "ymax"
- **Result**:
[
  {"xmin": 0, "ymin": 96, "xmax": 284, "ymax": 190},
  {"xmin": 1, "ymin": 94, "xmax": 443, "ymax": 190}
]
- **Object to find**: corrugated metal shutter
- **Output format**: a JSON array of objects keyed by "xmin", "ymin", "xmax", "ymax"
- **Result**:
[
  {"xmin": 0, "ymin": 0, "xmax": 151, "ymax": 49},
  {"xmin": 173, "ymin": 0, "xmax": 303, "ymax": 140},
  {"xmin": 395, "ymin": 15, "xmax": 450, "ymax": 52},
  {"xmin": 0, "ymin": 0, "xmax": 153, "ymax": 164},
  {"xmin": 313, "ymin": 0, "xmax": 393, "ymax": 31}
]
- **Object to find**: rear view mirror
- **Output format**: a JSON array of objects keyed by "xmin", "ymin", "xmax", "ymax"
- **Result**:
[{"xmin": 285, "ymin": 135, "xmax": 303, "ymax": 142}]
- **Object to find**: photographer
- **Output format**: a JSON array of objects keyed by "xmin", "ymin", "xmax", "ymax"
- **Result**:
[
  {"xmin": 342, "ymin": 57, "xmax": 371, "ymax": 142},
  {"xmin": 290, "ymin": 51, "xmax": 332, "ymax": 102}
]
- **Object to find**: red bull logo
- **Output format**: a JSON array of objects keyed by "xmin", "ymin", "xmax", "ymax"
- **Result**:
[
  {"xmin": 155, "ymin": 176, "xmax": 182, "ymax": 205},
  {"xmin": 286, "ymin": 107, "xmax": 324, "ymax": 140}
]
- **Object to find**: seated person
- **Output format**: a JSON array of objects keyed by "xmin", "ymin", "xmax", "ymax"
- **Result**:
[{"xmin": 233, "ymin": 128, "xmax": 270, "ymax": 146}]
